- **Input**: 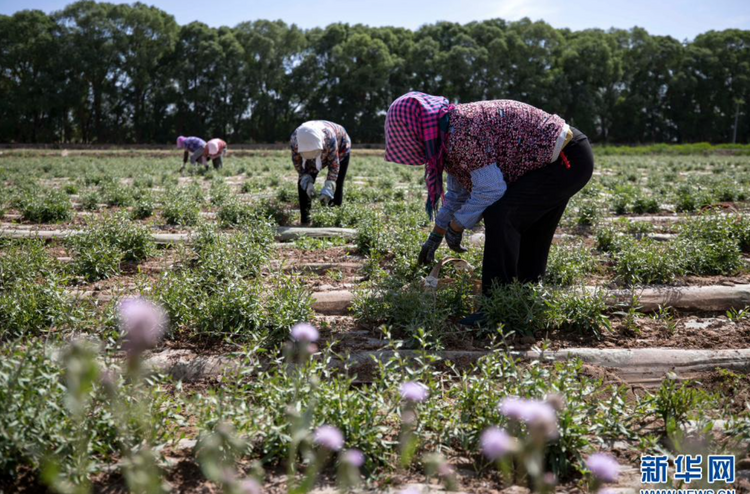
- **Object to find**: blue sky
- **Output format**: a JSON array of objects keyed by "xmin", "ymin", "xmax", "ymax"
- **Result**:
[{"xmin": 1, "ymin": 0, "xmax": 749, "ymax": 40}]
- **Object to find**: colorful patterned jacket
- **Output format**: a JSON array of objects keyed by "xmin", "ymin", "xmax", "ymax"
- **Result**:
[
  {"xmin": 290, "ymin": 121, "xmax": 351, "ymax": 182},
  {"xmin": 445, "ymin": 100, "xmax": 565, "ymax": 192}
]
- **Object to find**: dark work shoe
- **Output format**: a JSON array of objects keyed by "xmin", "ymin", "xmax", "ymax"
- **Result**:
[{"xmin": 459, "ymin": 311, "xmax": 488, "ymax": 327}]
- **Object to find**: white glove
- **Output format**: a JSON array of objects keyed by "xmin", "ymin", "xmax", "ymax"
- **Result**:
[
  {"xmin": 320, "ymin": 180, "xmax": 336, "ymax": 205},
  {"xmin": 300, "ymin": 174, "xmax": 315, "ymax": 199}
]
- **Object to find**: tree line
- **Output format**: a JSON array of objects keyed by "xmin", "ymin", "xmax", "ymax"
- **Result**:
[{"xmin": 1, "ymin": 1, "xmax": 748, "ymax": 144}]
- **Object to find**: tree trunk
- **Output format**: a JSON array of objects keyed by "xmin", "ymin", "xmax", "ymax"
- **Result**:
[{"xmin": 733, "ymin": 100, "xmax": 740, "ymax": 144}]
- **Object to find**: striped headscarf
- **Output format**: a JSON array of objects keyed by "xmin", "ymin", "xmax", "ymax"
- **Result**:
[{"xmin": 385, "ymin": 91, "xmax": 454, "ymax": 218}]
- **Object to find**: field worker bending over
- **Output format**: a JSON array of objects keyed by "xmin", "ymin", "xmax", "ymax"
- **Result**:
[
  {"xmin": 177, "ymin": 135, "xmax": 207, "ymax": 171},
  {"xmin": 290, "ymin": 120, "xmax": 351, "ymax": 225},
  {"xmin": 206, "ymin": 138, "xmax": 227, "ymax": 169},
  {"xmin": 385, "ymin": 92, "xmax": 594, "ymax": 327}
]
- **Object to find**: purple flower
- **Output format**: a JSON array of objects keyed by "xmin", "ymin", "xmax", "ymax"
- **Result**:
[
  {"xmin": 586, "ymin": 453, "xmax": 621, "ymax": 483},
  {"xmin": 522, "ymin": 401, "xmax": 557, "ymax": 427},
  {"xmin": 291, "ymin": 322, "xmax": 319, "ymax": 343},
  {"xmin": 480, "ymin": 427, "xmax": 515, "ymax": 460},
  {"xmin": 342, "ymin": 448, "xmax": 365, "ymax": 468},
  {"xmin": 238, "ymin": 478, "xmax": 261, "ymax": 494},
  {"xmin": 498, "ymin": 396, "xmax": 528, "ymax": 421},
  {"xmin": 314, "ymin": 425, "xmax": 344, "ymax": 451},
  {"xmin": 400, "ymin": 381, "xmax": 429, "ymax": 403},
  {"xmin": 498, "ymin": 396, "xmax": 558, "ymax": 438},
  {"xmin": 118, "ymin": 297, "xmax": 166, "ymax": 355}
]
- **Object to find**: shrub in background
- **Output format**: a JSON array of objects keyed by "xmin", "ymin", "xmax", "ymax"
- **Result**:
[
  {"xmin": 99, "ymin": 181, "xmax": 134, "ymax": 207},
  {"xmin": 545, "ymin": 243, "xmax": 598, "ymax": 286},
  {"xmin": 0, "ymin": 240, "xmax": 58, "ymax": 291},
  {"xmin": 131, "ymin": 191, "xmax": 156, "ymax": 220},
  {"xmin": 18, "ymin": 189, "xmax": 73, "ymax": 223},
  {"xmin": 612, "ymin": 238, "xmax": 684, "ymax": 285},
  {"xmin": 162, "ymin": 187, "xmax": 202, "ymax": 226},
  {"xmin": 483, "ymin": 283, "xmax": 611, "ymax": 338},
  {"xmin": 80, "ymin": 191, "xmax": 102, "ymax": 211},
  {"xmin": 68, "ymin": 215, "xmax": 155, "ymax": 281},
  {"xmin": 0, "ymin": 276, "xmax": 75, "ymax": 339}
]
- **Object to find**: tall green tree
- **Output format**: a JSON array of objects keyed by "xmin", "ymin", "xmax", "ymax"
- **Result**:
[
  {"xmin": 173, "ymin": 22, "xmax": 223, "ymax": 138},
  {"xmin": 0, "ymin": 10, "xmax": 66, "ymax": 142},
  {"xmin": 612, "ymin": 28, "xmax": 683, "ymax": 143},
  {"xmin": 55, "ymin": 1, "xmax": 121, "ymax": 142},
  {"xmin": 112, "ymin": 2, "xmax": 178, "ymax": 141},
  {"xmin": 671, "ymin": 30, "xmax": 750, "ymax": 143},
  {"xmin": 0, "ymin": 5, "xmax": 749, "ymax": 144},
  {"xmin": 557, "ymin": 29, "xmax": 623, "ymax": 140},
  {"xmin": 235, "ymin": 20, "xmax": 307, "ymax": 142}
]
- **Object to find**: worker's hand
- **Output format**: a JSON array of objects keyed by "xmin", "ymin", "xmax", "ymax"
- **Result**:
[
  {"xmin": 320, "ymin": 180, "xmax": 336, "ymax": 205},
  {"xmin": 299, "ymin": 174, "xmax": 316, "ymax": 199},
  {"xmin": 418, "ymin": 232, "xmax": 444, "ymax": 266},
  {"xmin": 445, "ymin": 222, "xmax": 468, "ymax": 253}
]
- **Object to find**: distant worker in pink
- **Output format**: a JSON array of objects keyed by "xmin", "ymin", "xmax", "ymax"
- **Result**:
[{"xmin": 205, "ymin": 138, "xmax": 227, "ymax": 170}]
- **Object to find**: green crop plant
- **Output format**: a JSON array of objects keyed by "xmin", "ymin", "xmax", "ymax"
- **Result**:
[
  {"xmin": 162, "ymin": 187, "xmax": 202, "ymax": 226},
  {"xmin": 191, "ymin": 224, "xmax": 273, "ymax": 283},
  {"xmin": 218, "ymin": 199, "xmax": 287, "ymax": 228},
  {"xmin": 311, "ymin": 203, "xmax": 370, "ymax": 228},
  {"xmin": 575, "ymin": 200, "xmax": 600, "ymax": 227},
  {"xmin": 0, "ymin": 275, "xmax": 76, "ymax": 339},
  {"xmin": 595, "ymin": 226, "xmax": 618, "ymax": 252},
  {"xmin": 482, "ymin": 282, "xmax": 549, "ymax": 335},
  {"xmin": 0, "ymin": 240, "xmax": 59, "ymax": 290},
  {"xmin": 88, "ymin": 214, "xmax": 155, "ymax": 263},
  {"xmin": 679, "ymin": 213, "xmax": 750, "ymax": 252},
  {"xmin": 651, "ymin": 378, "xmax": 712, "ymax": 431},
  {"xmin": 631, "ymin": 195, "xmax": 660, "ymax": 214},
  {"xmin": 80, "ymin": 190, "xmax": 101, "ymax": 211},
  {"xmin": 209, "ymin": 178, "xmax": 232, "ymax": 207},
  {"xmin": 153, "ymin": 270, "xmax": 311, "ymax": 346},
  {"xmin": 352, "ymin": 273, "xmax": 474, "ymax": 343},
  {"xmin": 544, "ymin": 243, "xmax": 598, "ymax": 286},
  {"xmin": 254, "ymin": 198, "xmax": 293, "ymax": 226},
  {"xmin": 545, "ymin": 289, "xmax": 612, "ymax": 338},
  {"xmin": 69, "ymin": 233, "xmax": 123, "ymax": 282},
  {"xmin": 131, "ymin": 191, "xmax": 156, "ymax": 220},
  {"xmin": 677, "ymin": 237, "xmax": 742, "ymax": 276},
  {"xmin": 18, "ymin": 188, "xmax": 73, "ymax": 223},
  {"xmin": 482, "ymin": 283, "xmax": 611, "ymax": 338},
  {"xmin": 612, "ymin": 237, "xmax": 685, "ymax": 285},
  {"xmin": 99, "ymin": 181, "xmax": 134, "ymax": 207},
  {"xmin": 68, "ymin": 215, "xmax": 155, "ymax": 281}
]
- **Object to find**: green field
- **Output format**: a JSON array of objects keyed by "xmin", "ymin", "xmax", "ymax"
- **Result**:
[{"xmin": 1, "ymin": 149, "xmax": 750, "ymax": 492}]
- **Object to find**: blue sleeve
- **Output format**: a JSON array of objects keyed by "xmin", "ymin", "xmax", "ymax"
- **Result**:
[
  {"xmin": 435, "ymin": 174, "xmax": 470, "ymax": 230},
  {"xmin": 453, "ymin": 164, "xmax": 507, "ymax": 229}
]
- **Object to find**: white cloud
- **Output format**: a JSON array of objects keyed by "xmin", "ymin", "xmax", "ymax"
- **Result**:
[{"xmin": 488, "ymin": 0, "xmax": 562, "ymax": 21}]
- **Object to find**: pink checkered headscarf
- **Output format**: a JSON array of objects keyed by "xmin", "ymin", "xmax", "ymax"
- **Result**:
[{"xmin": 385, "ymin": 91, "xmax": 453, "ymax": 218}]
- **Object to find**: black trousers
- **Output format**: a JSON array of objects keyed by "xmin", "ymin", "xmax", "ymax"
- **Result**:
[
  {"xmin": 298, "ymin": 154, "xmax": 350, "ymax": 224},
  {"xmin": 481, "ymin": 129, "xmax": 594, "ymax": 295}
]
